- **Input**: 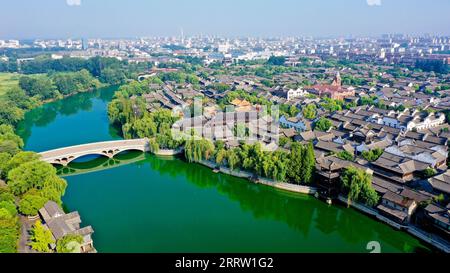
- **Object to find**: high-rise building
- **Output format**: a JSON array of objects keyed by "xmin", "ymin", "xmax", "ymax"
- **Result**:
[{"xmin": 82, "ymin": 38, "xmax": 89, "ymax": 50}]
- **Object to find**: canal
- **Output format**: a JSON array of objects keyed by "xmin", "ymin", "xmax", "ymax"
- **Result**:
[{"xmin": 16, "ymin": 86, "xmax": 430, "ymax": 253}]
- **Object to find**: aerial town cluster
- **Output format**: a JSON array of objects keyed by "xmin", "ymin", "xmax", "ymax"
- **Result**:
[{"xmin": 1, "ymin": 34, "xmax": 450, "ymax": 252}]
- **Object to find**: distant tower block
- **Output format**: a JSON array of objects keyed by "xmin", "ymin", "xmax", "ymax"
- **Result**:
[{"xmin": 332, "ymin": 72, "xmax": 342, "ymax": 87}]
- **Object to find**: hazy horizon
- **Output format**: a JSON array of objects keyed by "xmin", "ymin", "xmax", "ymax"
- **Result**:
[{"xmin": 2, "ymin": 0, "xmax": 450, "ymax": 39}]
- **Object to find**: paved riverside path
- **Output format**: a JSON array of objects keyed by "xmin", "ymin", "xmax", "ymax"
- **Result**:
[{"xmin": 39, "ymin": 139, "xmax": 149, "ymax": 166}]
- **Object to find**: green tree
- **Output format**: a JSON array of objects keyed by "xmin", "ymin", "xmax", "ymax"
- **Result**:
[
  {"xmin": 18, "ymin": 192, "xmax": 48, "ymax": 216},
  {"xmin": 315, "ymin": 117, "xmax": 333, "ymax": 131},
  {"xmin": 215, "ymin": 149, "xmax": 228, "ymax": 166},
  {"xmin": 341, "ymin": 167, "xmax": 379, "ymax": 207},
  {"xmin": 267, "ymin": 56, "xmax": 286, "ymax": 66},
  {"xmin": 0, "ymin": 205, "xmax": 20, "ymax": 253},
  {"xmin": 184, "ymin": 138, "xmax": 215, "ymax": 163},
  {"xmin": 301, "ymin": 142, "xmax": 315, "ymax": 184},
  {"xmin": 287, "ymin": 143, "xmax": 304, "ymax": 183},
  {"xmin": 0, "ymin": 101, "xmax": 24, "ymax": 126},
  {"xmin": 302, "ymin": 104, "xmax": 317, "ymax": 120},
  {"xmin": 227, "ymin": 149, "xmax": 240, "ymax": 170},
  {"xmin": 148, "ymin": 138, "xmax": 160, "ymax": 153},
  {"xmin": 0, "ymin": 153, "xmax": 12, "ymax": 179},
  {"xmin": 361, "ymin": 148, "xmax": 383, "ymax": 162},
  {"xmin": 19, "ymin": 76, "xmax": 58, "ymax": 100},
  {"xmin": 56, "ymin": 234, "xmax": 84, "ymax": 253},
  {"xmin": 7, "ymin": 160, "xmax": 61, "ymax": 196},
  {"xmin": 337, "ymin": 151, "xmax": 354, "ymax": 161},
  {"xmin": 28, "ymin": 220, "xmax": 55, "ymax": 253},
  {"xmin": 4, "ymin": 151, "xmax": 40, "ymax": 175}
]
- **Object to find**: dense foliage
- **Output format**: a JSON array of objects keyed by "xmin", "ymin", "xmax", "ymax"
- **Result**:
[
  {"xmin": 0, "ymin": 127, "xmax": 68, "ymax": 252},
  {"xmin": 0, "ymin": 187, "xmax": 20, "ymax": 253},
  {"xmin": 315, "ymin": 117, "xmax": 333, "ymax": 131},
  {"xmin": 56, "ymin": 234, "xmax": 84, "ymax": 253},
  {"xmin": 28, "ymin": 220, "xmax": 54, "ymax": 253},
  {"xmin": 341, "ymin": 167, "xmax": 379, "ymax": 207},
  {"xmin": 361, "ymin": 148, "xmax": 383, "ymax": 162}
]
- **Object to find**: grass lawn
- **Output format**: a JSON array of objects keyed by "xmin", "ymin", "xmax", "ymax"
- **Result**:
[{"xmin": 0, "ymin": 73, "xmax": 20, "ymax": 100}]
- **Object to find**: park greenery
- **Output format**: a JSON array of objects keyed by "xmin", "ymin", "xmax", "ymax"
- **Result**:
[
  {"xmin": 108, "ymin": 86, "xmax": 182, "ymax": 150},
  {"xmin": 209, "ymin": 141, "xmax": 315, "ymax": 184},
  {"xmin": 0, "ymin": 56, "xmax": 153, "ymax": 127},
  {"xmin": 0, "ymin": 187, "xmax": 20, "ymax": 253},
  {"xmin": 0, "ymin": 125, "xmax": 68, "ymax": 253}
]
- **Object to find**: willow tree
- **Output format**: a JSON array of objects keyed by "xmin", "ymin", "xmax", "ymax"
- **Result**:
[
  {"xmin": 215, "ymin": 149, "xmax": 227, "ymax": 166},
  {"xmin": 301, "ymin": 142, "xmax": 315, "ymax": 184},
  {"xmin": 227, "ymin": 149, "xmax": 240, "ymax": 170},
  {"xmin": 184, "ymin": 138, "xmax": 215, "ymax": 163},
  {"xmin": 287, "ymin": 143, "xmax": 304, "ymax": 184},
  {"xmin": 341, "ymin": 166, "xmax": 379, "ymax": 207},
  {"xmin": 148, "ymin": 138, "xmax": 160, "ymax": 153}
]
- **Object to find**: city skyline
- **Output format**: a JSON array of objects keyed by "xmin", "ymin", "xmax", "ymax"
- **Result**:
[{"xmin": 2, "ymin": 0, "xmax": 450, "ymax": 39}]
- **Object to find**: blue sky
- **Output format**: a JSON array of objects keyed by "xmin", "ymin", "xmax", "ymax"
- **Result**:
[{"xmin": 1, "ymin": 0, "xmax": 450, "ymax": 39}]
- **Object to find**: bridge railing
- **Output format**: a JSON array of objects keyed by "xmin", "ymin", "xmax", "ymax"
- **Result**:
[{"xmin": 39, "ymin": 138, "xmax": 149, "ymax": 159}]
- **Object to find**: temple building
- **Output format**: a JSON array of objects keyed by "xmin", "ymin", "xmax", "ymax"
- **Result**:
[{"xmin": 306, "ymin": 72, "xmax": 356, "ymax": 100}]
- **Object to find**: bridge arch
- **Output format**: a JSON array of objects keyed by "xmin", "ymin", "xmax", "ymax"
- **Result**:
[{"xmin": 39, "ymin": 139, "xmax": 149, "ymax": 166}]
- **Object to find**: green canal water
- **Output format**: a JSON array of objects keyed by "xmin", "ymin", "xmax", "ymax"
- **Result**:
[{"xmin": 16, "ymin": 86, "xmax": 430, "ymax": 253}]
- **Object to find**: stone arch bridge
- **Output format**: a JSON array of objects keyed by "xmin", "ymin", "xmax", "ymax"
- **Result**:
[{"xmin": 39, "ymin": 139, "xmax": 149, "ymax": 166}]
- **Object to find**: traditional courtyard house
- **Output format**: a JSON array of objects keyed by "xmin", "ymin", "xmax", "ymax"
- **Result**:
[
  {"xmin": 384, "ymin": 144, "xmax": 447, "ymax": 169},
  {"xmin": 315, "ymin": 156, "xmax": 373, "ymax": 198},
  {"xmin": 162, "ymin": 85, "xmax": 186, "ymax": 107},
  {"xmin": 38, "ymin": 201, "xmax": 96, "ymax": 253},
  {"xmin": 271, "ymin": 86, "xmax": 308, "ymax": 101},
  {"xmin": 370, "ymin": 152, "xmax": 430, "ymax": 184},
  {"xmin": 423, "ymin": 203, "xmax": 450, "ymax": 239},
  {"xmin": 315, "ymin": 157, "xmax": 344, "ymax": 197},
  {"xmin": 371, "ymin": 176, "xmax": 404, "ymax": 196},
  {"xmin": 355, "ymin": 137, "xmax": 393, "ymax": 154},
  {"xmin": 350, "ymin": 127, "xmax": 377, "ymax": 144},
  {"xmin": 377, "ymin": 191, "xmax": 418, "ymax": 224},
  {"xmin": 406, "ymin": 112, "xmax": 446, "ymax": 131}
]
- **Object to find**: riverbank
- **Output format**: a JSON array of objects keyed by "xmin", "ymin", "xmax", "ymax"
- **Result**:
[
  {"xmin": 17, "ymin": 86, "xmax": 431, "ymax": 253},
  {"xmin": 196, "ymin": 159, "xmax": 318, "ymax": 195},
  {"xmin": 195, "ymin": 156, "xmax": 448, "ymax": 253},
  {"xmin": 337, "ymin": 195, "xmax": 450, "ymax": 253}
]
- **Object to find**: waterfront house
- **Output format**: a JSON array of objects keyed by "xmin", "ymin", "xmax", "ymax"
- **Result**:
[
  {"xmin": 423, "ymin": 203, "xmax": 450, "ymax": 240},
  {"xmin": 370, "ymin": 152, "xmax": 430, "ymax": 184},
  {"xmin": 428, "ymin": 170, "xmax": 450, "ymax": 196},
  {"xmin": 38, "ymin": 201, "xmax": 96, "ymax": 253},
  {"xmin": 377, "ymin": 191, "xmax": 418, "ymax": 224}
]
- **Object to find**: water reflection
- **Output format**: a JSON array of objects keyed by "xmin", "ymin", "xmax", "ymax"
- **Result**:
[
  {"xmin": 16, "ymin": 86, "xmax": 117, "ymax": 144},
  {"xmin": 57, "ymin": 151, "xmax": 146, "ymax": 177},
  {"xmin": 143, "ymin": 155, "xmax": 430, "ymax": 253}
]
